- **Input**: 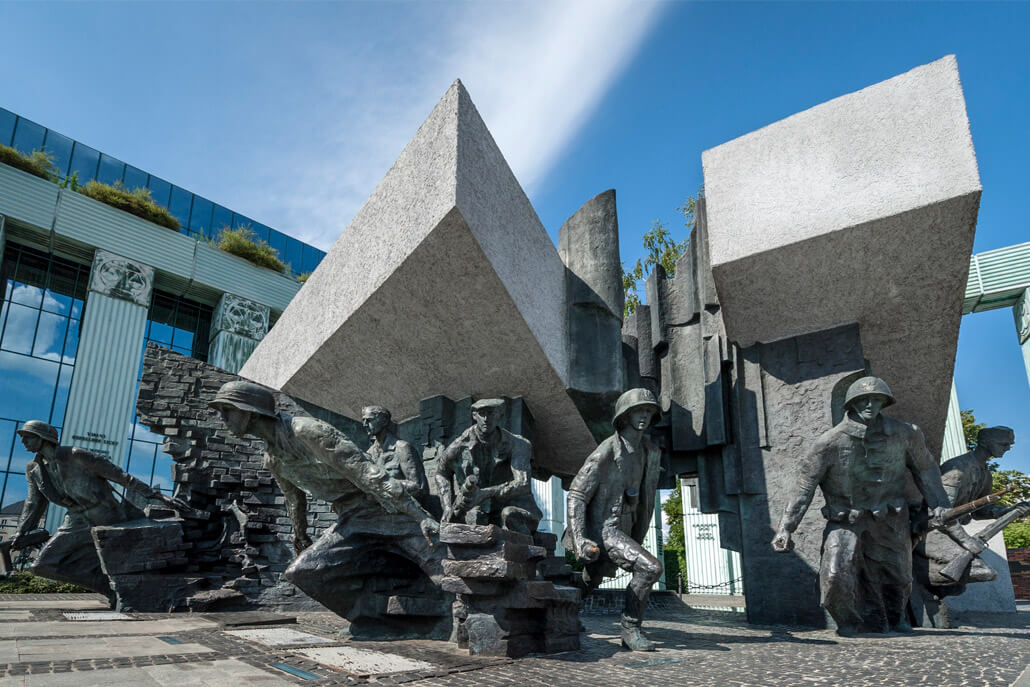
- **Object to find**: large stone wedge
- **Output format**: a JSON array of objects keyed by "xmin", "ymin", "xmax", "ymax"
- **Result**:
[
  {"xmin": 241, "ymin": 81, "xmax": 596, "ymax": 477},
  {"xmin": 701, "ymin": 55, "xmax": 981, "ymax": 454}
]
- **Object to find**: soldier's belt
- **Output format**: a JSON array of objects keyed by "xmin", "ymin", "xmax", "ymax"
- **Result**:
[{"xmin": 822, "ymin": 499, "xmax": 907, "ymax": 523}]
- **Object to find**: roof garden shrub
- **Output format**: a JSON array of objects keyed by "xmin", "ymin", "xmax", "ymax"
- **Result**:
[
  {"xmin": 0, "ymin": 571, "xmax": 91, "ymax": 593},
  {"xmin": 0, "ymin": 145, "xmax": 58, "ymax": 181},
  {"xmin": 77, "ymin": 180, "xmax": 180, "ymax": 231},
  {"xmin": 215, "ymin": 226, "xmax": 287, "ymax": 273}
]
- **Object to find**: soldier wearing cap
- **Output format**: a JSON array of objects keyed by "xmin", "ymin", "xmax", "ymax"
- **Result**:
[
  {"xmin": 771, "ymin": 376, "xmax": 955, "ymax": 635},
  {"xmin": 11, "ymin": 420, "xmax": 187, "ymax": 595},
  {"xmin": 362, "ymin": 405, "xmax": 428, "ymax": 504},
  {"xmin": 209, "ymin": 381, "xmax": 441, "ymax": 619},
  {"xmin": 564, "ymin": 388, "xmax": 664, "ymax": 651},
  {"xmin": 435, "ymin": 398, "xmax": 542, "ymax": 535}
]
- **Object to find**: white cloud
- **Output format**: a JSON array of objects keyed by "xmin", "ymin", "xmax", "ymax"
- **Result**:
[{"xmin": 239, "ymin": 1, "xmax": 665, "ymax": 250}]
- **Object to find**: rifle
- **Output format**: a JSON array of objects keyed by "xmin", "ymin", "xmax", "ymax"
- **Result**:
[
  {"xmin": 929, "ymin": 484, "xmax": 1018, "ymax": 529},
  {"xmin": 940, "ymin": 500, "xmax": 1030, "ymax": 582},
  {"xmin": 0, "ymin": 529, "xmax": 50, "ymax": 576}
]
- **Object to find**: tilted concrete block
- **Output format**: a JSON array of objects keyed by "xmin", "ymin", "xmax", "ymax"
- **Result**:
[
  {"xmin": 241, "ymin": 81, "xmax": 596, "ymax": 477},
  {"xmin": 701, "ymin": 55, "xmax": 981, "ymax": 454}
]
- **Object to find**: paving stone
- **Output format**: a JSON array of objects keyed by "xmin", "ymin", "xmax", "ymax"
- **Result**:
[
  {"xmin": 222, "ymin": 628, "xmax": 335, "ymax": 647},
  {"xmin": 292, "ymin": 646, "xmax": 435, "ymax": 676},
  {"xmin": 0, "ymin": 618, "xmax": 217, "ymax": 639},
  {"xmin": 0, "ymin": 637, "xmax": 211, "ymax": 663},
  {"xmin": 61, "ymin": 613, "xmax": 135, "ymax": 621}
]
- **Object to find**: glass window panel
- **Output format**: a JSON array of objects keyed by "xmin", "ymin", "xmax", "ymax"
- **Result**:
[
  {"xmin": 50, "ymin": 364, "xmax": 73, "ymax": 426},
  {"xmin": 63, "ymin": 319, "xmax": 80, "ymax": 363},
  {"xmin": 188, "ymin": 196, "xmax": 213, "ymax": 237},
  {"xmin": 31, "ymin": 312, "xmax": 69, "ymax": 360},
  {"xmin": 151, "ymin": 452, "xmax": 174, "ymax": 492},
  {"xmin": 42, "ymin": 131, "xmax": 74, "ymax": 178},
  {"xmin": 147, "ymin": 320, "xmax": 173, "ymax": 346},
  {"xmin": 302, "ymin": 245, "xmax": 322, "ymax": 275},
  {"xmin": 8, "ymin": 424, "xmax": 33, "ymax": 473},
  {"xmin": 172, "ymin": 329, "xmax": 194, "ymax": 353},
  {"xmin": 0, "ymin": 419, "xmax": 16, "ymax": 472},
  {"xmin": 168, "ymin": 186, "xmax": 193, "ymax": 231},
  {"xmin": 285, "ymin": 239, "xmax": 303, "ymax": 275},
  {"xmin": 1, "ymin": 304, "xmax": 40, "ymax": 354},
  {"xmin": 96, "ymin": 154, "xmax": 124, "ymax": 186},
  {"xmin": 0, "ymin": 108, "xmax": 16, "ymax": 147},
  {"xmin": 122, "ymin": 165, "xmax": 148, "ymax": 192},
  {"xmin": 68, "ymin": 142, "xmax": 100, "ymax": 183},
  {"xmin": 174, "ymin": 303, "xmax": 197, "ymax": 332},
  {"xmin": 267, "ymin": 230, "xmax": 287, "ymax": 263},
  {"xmin": 1, "ymin": 474, "xmax": 27, "ymax": 512},
  {"xmin": 0, "ymin": 352, "xmax": 59, "ymax": 420},
  {"xmin": 43, "ymin": 262, "xmax": 78, "ymax": 315},
  {"xmin": 210, "ymin": 204, "xmax": 232, "ymax": 238},
  {"xmin": 127, "ymin": 440, "xmax": 156, "ymax": 483},
  {"xmin": 8, "ymin": 281, "xmax": 43, "ymax": 309},
  {"xmin": 70, "ymin": 297, "xmax": 84, "ymax": 321},
  {"xmin": 13, "ymin": 251, "xmax": 49, "ymax": 294},
  {"xmin": 147, "ymin": 176, "xmax": 172, "ymax": 208},
  {"xmin": 11, "ymin": 118, "xmax": 45, "ymax": 155},
  {"xmin": 128, "ymin": 419, "xmax": 164, "ymax": 446}
]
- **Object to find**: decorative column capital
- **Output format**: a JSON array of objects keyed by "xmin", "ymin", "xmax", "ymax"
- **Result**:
[
  {"xmin": 89, "ymin": 249, "xmax": 154, "ymax": 307},
  {"xmin": 1016, "ymin": 288, "xmax": 1030, "ymax": 345},
  {"xmin": 212, "ymin": 293, "xmax": 270, "ymax": 342}
]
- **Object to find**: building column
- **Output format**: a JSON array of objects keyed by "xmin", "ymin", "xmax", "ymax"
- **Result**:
[
  {"xmin": 532, "ymin": 476, "xmax": 565, "ymax": 555},
  {"xmin": 0, "ymin": 214, "xmax": 7, "ymax": 259},
  {"xmin": 1016, "ymin": 288, "xmax": 1030, "ymax": 388},
  {"xmin": 940, "ymin": 381, "xmax": 967, "ymax": 462},
  {"xmin": 208, "ymin": 293, "xmax": 270, "ymax": 373},
  {"xmin": 61, "ymin": 249, "xmax": 154, "ymax": 466}
]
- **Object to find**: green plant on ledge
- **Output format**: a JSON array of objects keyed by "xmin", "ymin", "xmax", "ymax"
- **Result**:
[
  {"xmin": 0, "ymin": 144, "xmax": 58, "ymax": 181},
  {"xmin": 77, "ymin": 181, "xmax": 180, "ymax": 231},
  {"xmin": 215, "ymin": 226, "xmax": 287, "ymax": 273},
  {"xmin": 297, "ymin": 272, "xmax": 311, "ymax": 283},
  {"xmin": 0, "ymin": 571, "xmax": 90, "ymax": 594}
]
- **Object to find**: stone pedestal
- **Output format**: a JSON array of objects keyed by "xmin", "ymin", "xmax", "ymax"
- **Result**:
[
  {"xmin": 943, "ymin": 520, "xmax": 1017, "ymax": 615},
  {"xmin": 441, "ymin": 524, "xmax": 580, "ymax": 657}
]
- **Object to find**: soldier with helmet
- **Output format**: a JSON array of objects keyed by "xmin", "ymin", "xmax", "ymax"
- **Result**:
[
  {"xmin": 771, "ymin": 376, "xmax": 956, "ymax": 635},
  {"xmin": 564, "ymin": 388, "xmax": 664, "ymax": 651},
  {"xmin": 11, "ymin": 420, "xmax": 188, "ymax": 595}
]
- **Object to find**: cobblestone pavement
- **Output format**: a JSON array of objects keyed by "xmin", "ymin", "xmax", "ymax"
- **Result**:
[{"xmin": 0, "ymin": 595, "xmax": 1026, "ymax": 686}]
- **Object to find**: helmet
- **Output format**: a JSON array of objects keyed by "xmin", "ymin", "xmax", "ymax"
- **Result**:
[
  {"xmin": 612, "ymin": 388, "xmax": 661, "ymax": 428},
  {"xmin": 844, "ymin": 376, "xmax": 895, "ymax": 409},
  {"xmin": 16, "ymin": 420, "xmax": 59, "ymax": 446},
  {"xmin": 208, "ymin": 381, "xmax": 277, "ymax": 417}
]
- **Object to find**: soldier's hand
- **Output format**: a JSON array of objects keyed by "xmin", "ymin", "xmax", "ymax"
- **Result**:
[
  {"xmin": 293, "ymin": 534, "xmax": 313, "ymax": 553},
  {"xmin": 420, "ymin": 519, "xmax": 439, "ymax": 546},
  {"xmin": 577, "ymin": 539, "xmax": 600, "ymax": 563},
  {"xmin": 771, "ymin": 530, "xmax": 794, "ymax": 553}
]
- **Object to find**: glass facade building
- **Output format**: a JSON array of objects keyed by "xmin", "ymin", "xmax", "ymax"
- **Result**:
[{"xmin": 0, "ymin": 107, "xmax": 326, "ymax": 277}]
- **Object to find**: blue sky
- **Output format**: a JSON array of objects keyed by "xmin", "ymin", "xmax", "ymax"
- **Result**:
[{"xmin": 1, "ymin": 1, "xmax": 1027, "ymax": 473}]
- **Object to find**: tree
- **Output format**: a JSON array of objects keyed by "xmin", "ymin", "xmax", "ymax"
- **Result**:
[
  {"xmin": 622, "ymin": 188, "xmax": 703, "ymax": 316},
  {"xmin": 961, "ymin": 408, "xmax": 1030, "ymax": 549},
  {"xmin": 961, "ymin": 409, "xmax": 985, "ymax": 451},
  {"xmin": 662, "ymin": 483, "xmax": 687, "ymax": 588}
]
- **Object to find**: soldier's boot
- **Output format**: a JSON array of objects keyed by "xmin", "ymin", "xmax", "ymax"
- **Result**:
[{"xmin": 621, "ymin": 587, "xmax": 655, "ymax": 651}]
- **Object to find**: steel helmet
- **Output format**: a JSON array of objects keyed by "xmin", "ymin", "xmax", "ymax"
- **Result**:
[
  {"xmin": 208, "ymin": 381, "xmax": 277, "ymax": 417},
  {"xmin": 16, "ymin": 420, "xmax": 59, "ymax": 446},
  {"xmin": 844, "ymin": 376, "xmax": 895, "ymax": 409},
  {"xmin": 612, "ymin": 388, "xmax": 661, "ymax": 427}
]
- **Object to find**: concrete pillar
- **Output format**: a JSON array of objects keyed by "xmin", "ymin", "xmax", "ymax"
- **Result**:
[
  {"xmin": 532, "ymin": 476, "xmax": 565, "ymax": 555},
  {"xmin": 48, "ymin": 250, "xmax": 153, "ymax": 531},
  {"xmin": 1015, "ymin": 288, "xmax": 1030, "ymax": 387},
  {"xmin": 941, "ymin": 381, "xmax": 967, "ymax": 461},
  {"xmin": 208, "ymin": 293, "xmax": 270, "ymax": 373}
]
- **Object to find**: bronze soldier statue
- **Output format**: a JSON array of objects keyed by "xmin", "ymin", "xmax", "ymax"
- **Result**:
[
  {"xmin": 564, "ymin": 388, "xmax": 664, "ymax": 651},
  {"xmin": 210, "ymin": 381, "xmax": 441, "ymax": 619},
  {"xmin": 362, "ymin": 405, "xmax": 428, "ymax": 501},
  {"xmin": 771, "ymin": 376, "xmax": 952, "ymax": 635},
  {"xmin": 435, "ymin": 398, "xmax": 541, "ymax": 535},
  {"xmin": 10, "ymin": 420, "xmax": 188, "ymax": 595}
]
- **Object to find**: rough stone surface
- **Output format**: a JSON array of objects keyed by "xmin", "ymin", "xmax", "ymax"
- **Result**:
[
  {"xmin": 240, "ymin": 81, "xmax": 596, "ymax": 479},
  {"xmin": 293, "ymin": 646, "xmax": 435, "ymax": 675},
  {"xmin": 701, "ymin": 55, "xmax": 981, "ymax": 457},
  {"xmin": 223, "ymin": 627, "xmax": 334, "ymax": 647}
]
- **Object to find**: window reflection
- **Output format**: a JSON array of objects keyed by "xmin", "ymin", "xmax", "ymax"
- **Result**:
[
  {"xmin": 11, "ymin": 119, "xmax": 44, "ymax": 156},
  {"xmin": 147, "ymin": 176, "xmax": 172, "ymax": 208},
  {"xmin": 68, "ymin": 143, "xmax": 100, "ymax": 183},
  {"xmin": 168, "ymin": 186, "xmax": 192, "ymax": 232},
  {"xmin": 0, "ymin": 108, "xmax": 16, "ymax": 147},
  {"xmin": 188, "ymin": 196, "xmax": 213, "ymax": 238},
  {"xmin": 123, "ymin": 165, "xmax": 148, "ymax": 192},
  {"xmin": 42, "ymin": 131, "xmax": 74, "ymax": 178}
]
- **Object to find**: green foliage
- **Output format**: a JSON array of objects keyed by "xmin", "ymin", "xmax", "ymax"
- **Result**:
[
  {"xmin": 78, "ymin": 181, "xmax": 180, "ymax": 231},
  {"xmin": 297, "ymin": 272, "xmax": 311, "ymax": 283},
  {"xmin": 0, "ymin": 145, "xmax": 58, "ymax": 180},
  {"xmin": 216, "ymin": 226, "xmax": 286, "ymax": 273},
  {"xmin": 563, "ymin": 548, "xmax": 584, "ymax": 572},
  {"xmin": 1004, "ymin": 520, "xmax": 1030, "ymax": 549},
  {"xmin": 961, "ymin": 409, "xmax": 985, "ymax": 451},
  {"xmin": 622, "ymin": 187, "xmax": 703, "ymax": 315},
  {"xmin": 993, "ymin": 469, "xmax": 1030, "ymax": 506},
  {"xmin": 0, "ymin": 572, "xmax": 90, "ymax": 594},
  {"xmin": 662, "ymin": 484, "xmax": 687, "ymax": 586}
]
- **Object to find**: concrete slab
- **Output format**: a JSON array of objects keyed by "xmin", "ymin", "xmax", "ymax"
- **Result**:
[
  {"xmin": 293, "ymin": 646, "xmax": 434, "ymax": 676},
  {"xmin": 241, "ymin": 81, "xmax": 596, "ymax": 478},
  {"xmin": 0, "ymin": 659, "xmax": 292, "ymax": 686},
  {"xmin": 0, "ymin": 611, "xmax": 31, "ymax": 621},
  {"xmin": 0, "ymin": 617, "xmax": 216, "ymax": 639},
  {"xmin": 0, "ymin": 599, "xmax": 108, "ymax": 610},
  {"xmin": 223, "ymin": 628, "xmax": 334, "ymax": 647},
  {"xmin": 701, "ymin": 55, "xmax": 981, "ymax": 455},
  {"xmin": 0, "ymin": 636, "xmax": 211, "ymax": 663},
  {"xmin": 62, "ymin": 612, "xmax": 134, "ymax": 621}
]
